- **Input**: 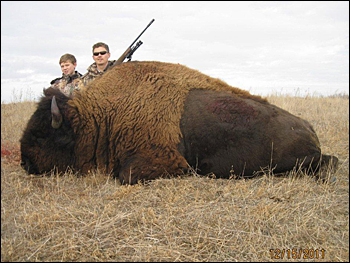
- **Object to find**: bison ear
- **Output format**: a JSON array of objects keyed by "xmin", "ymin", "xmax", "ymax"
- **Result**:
[{"xmin": 51, "ymin": 95, "xmax": 63, "ymax": 129}]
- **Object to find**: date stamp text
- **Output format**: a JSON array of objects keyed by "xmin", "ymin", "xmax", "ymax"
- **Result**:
[{"xmin": 270, "ymin": 248, "xmax": 326, "ymax": 260}]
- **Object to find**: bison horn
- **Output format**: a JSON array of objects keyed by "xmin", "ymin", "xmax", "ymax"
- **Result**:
[{"xmin": 51, "ymin": 96, "xmax": 63, "ymax": 129}]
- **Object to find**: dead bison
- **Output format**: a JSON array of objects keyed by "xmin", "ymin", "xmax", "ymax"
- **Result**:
[{"xmin": 20, "ymin": 61, "xmax": 337, "ymax": 184}]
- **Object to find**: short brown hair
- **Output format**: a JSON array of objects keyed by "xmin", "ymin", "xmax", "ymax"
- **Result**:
[
  {"xmin": 92, "ymin": 42, "xmax": 110, "ymax": 53},
  {"xmin": 59, "ymin": 53, "xmax": 77, "ymax": 65}
]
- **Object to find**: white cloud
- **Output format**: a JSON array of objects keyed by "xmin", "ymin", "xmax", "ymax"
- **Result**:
[{"xmin": 17, "ymin": 69, "xmax": 35, "ymax": 74}]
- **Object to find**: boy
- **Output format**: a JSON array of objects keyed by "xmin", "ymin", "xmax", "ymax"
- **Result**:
[{"xmin": 50, "ymin": 53, "xmax": 83, "ymax": 97}]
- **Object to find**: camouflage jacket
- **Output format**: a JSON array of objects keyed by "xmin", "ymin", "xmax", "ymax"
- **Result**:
[
  {"xmin": 50, "ymin": 71, "xmax": 83, "ymax": 97},
  {"xmin": 81, "ymin": 60, "xmax": 117, "ymax": 86}
]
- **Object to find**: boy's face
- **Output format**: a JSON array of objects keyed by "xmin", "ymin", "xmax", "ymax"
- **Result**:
[{"xmin": 60, "ymin": 61, "xmax": 76, "ymax": 75}]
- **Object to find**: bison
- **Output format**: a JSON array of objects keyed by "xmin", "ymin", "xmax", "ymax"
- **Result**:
[{"xmin": 20, "ymin": 61, "xmax": 337, "ymax": 184}]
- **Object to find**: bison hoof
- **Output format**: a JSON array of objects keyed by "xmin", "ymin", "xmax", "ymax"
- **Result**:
[
  {"xmin": 119, "ymin": 161, "xmax": 138, "ymax": 185},
  {"xmin": 118, "ymin": 156, "xmax": 150, "ymax": 185}
]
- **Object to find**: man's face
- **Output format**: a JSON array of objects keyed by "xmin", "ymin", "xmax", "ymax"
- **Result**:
[
  {"xmin": 93, "ymin": 47, "xmax": 110, "ymax": 67},
  {"xmin": 60, "ymin": 61, "xmax": 76, "ymax": 75}
]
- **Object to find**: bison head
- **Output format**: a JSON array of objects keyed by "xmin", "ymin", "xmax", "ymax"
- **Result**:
[{"xmin": 20, "ymin": 88, "xmax": 76, "ymax": 175}]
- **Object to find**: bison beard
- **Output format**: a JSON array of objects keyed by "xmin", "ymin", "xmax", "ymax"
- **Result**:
[{"xmin": 20, "ymin": 61, "xmax": 338, "ymax": 185}]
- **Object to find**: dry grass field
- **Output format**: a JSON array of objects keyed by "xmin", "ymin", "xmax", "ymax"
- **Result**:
[{"xmin": 1, "ymin": 94, "xmax": 349, "ymax": 262}]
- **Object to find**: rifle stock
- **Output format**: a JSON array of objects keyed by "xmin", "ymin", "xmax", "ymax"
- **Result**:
[
  {"xmin": 115, "ymin": 19, "xmax": 155, "ymax": 66},
  {"xmin": 115, "ymin": 47, "xmax": 132, "ymax": 65}
]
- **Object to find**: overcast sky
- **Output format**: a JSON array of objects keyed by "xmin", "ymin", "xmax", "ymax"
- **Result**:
[{"xmin": 1, "ymin": 1, "xmax": 349, "ymax": 103}]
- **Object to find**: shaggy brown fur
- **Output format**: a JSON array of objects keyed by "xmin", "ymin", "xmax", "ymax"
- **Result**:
[
  {"xmin": 20, "ymin": 61, "xmax": 337, "ymax": 184},
  {"xmin": 68, "ymin": 62, "xmax": 267, "ymax": 182}
]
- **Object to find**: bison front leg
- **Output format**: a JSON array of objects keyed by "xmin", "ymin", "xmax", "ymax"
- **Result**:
[
  {"xmin": 118, "ymin": 149, "xmax": 188, "ymax": 185},
  {"xmin": 118, "ymin": 155, "xmax": 154, "ymax": 185}
]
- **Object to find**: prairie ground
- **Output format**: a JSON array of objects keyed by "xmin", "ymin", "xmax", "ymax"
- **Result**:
[{"xmin": 1, "ymin": 94, "xmax": 349, "ymax": 262}]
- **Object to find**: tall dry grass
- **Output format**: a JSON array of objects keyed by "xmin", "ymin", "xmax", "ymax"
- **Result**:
[{"xmin": 1, "ymin": 94, "xmax": 349, "ymax": 262}]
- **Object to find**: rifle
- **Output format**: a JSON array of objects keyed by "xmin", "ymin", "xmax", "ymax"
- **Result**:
[{"xmin": 115, "ymin": 19, "xmax": 155, "ymax": 65}]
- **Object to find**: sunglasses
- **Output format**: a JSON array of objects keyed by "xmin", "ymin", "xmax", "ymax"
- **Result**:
[{"xmin": 93, "ymin": 51, "xmax": 108, "ymax": 56}]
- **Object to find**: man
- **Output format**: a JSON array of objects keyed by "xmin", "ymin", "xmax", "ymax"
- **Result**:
[
  {"xmin": 81, "ymin": 42, "xmax": 117, "ymax": 86},
  {"xmin": 50, "ymin": 53, "xmax": 83, "ymax": 97}
]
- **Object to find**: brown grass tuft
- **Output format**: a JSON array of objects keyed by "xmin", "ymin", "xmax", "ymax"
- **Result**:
[{"xmin": 1, "ymin": 95, "xmax": 349, "ymax": 262}]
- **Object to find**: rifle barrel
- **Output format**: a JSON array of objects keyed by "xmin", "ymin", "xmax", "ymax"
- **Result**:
[{"xmin": 129, "ymin": 19, "xmax": 155, "ymax": 48}]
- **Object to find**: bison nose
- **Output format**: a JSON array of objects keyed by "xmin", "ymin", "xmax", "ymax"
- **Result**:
[
  {"xmin": 21, "ymin": 160, "xmax": 30, "ymax": 172},
  {"xmin": 21, "ymin": 156, "xmax": 33, "ymax": 173},
  {"xmin": 21, "ymin": 155, "xmax": 29, "ymax": 167},
  {"xmin": 20, "ymin": 157, "xmax": 27, "ymax": 168}
]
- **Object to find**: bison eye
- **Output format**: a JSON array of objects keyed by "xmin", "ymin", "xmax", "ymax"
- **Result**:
[{"xmin": 31, "ymin": 129, "xmax": 46, "ymax": 138}]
